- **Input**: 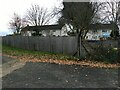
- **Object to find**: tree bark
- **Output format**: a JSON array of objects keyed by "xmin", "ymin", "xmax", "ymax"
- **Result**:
[
  {"xmin": 77, "ymin": 30, "xmax": 82, "ymax": 58},
  {"xmin": 77, "ymin": 34, "xmax": 80, "ymax": 57}
]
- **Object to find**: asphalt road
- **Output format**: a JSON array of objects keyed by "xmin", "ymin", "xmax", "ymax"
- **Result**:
[{"xmin": 2, "ymin": 61, "xmax": 119, "ymax": 88}]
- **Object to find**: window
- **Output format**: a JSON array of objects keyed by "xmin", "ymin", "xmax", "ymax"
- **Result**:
[{"xmin": 102, "ymin": 30, "xmax": 107, "ymax": 32}]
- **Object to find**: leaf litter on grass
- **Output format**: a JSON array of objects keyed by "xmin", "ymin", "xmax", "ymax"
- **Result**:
[{"xmin": 3, "ymin": 54, "xmax": 119, "ymax": 68}]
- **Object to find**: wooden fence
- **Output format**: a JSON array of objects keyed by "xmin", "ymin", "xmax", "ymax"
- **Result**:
[
  {"xmin": 2, "ymin": 36, "xmax": 78, "ymax": 55},
  {"xmin": 2, "ymin": 36, "xmax": 118, "ymax": 56}
]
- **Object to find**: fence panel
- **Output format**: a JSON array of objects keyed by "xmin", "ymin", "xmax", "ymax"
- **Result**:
[
  {"xmin": 2, "ymin": 36, "xmax": 118, "ymax": 56},
  {"xmin": 51, "ymin": 37, "xmax": 63, "ymax": 54}
]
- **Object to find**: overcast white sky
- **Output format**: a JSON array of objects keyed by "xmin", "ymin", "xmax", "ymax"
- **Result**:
[
  {"xmin": 0, "ymin": 0, "xmax": 62, "ymax": 36},
  {"xmin": 0, "ymin": 0, "xmax": 118, "ymax": 36}
]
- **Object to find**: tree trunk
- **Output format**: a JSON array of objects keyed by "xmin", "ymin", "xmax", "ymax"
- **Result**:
[
  {"xmin": 77, "ymin": 32, "xmax": 82, "ymax": 58},
  {"xmin": 77, "ymin": 34, "xmax": 80, "ymax": 57}
]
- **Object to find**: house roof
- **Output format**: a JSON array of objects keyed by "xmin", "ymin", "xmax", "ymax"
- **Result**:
[
  {"xmin": 89, "ymin": 23, "xmax": 118, "ymax": 30},
  {"xmin": 21, "ymin": 24, "xmax": 63, "ymax": 32},
  {"xmin": 21, "ymin": 23, "xmax": 119, "ymax": 32}
]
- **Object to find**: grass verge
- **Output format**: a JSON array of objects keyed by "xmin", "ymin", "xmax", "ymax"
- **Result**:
[
  {"xmin": 2, "ymin": 45, "xmax": 78, "ymax": 61},
  {"xmin": 2, "ymin": 45, "xmax": 119, "ymax": 68}
]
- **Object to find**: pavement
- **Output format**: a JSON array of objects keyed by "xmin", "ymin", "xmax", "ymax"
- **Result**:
[
  {"xmin": 1, "ymin": 56, "xmax": 25, "ymax": 78},
  {"xmin": 2, "ymin": 56, "xmax": 15, "ymax": 64},
  {"xmin": 1, "ymin": 56, "xmax": 119, "ymax": 88}
]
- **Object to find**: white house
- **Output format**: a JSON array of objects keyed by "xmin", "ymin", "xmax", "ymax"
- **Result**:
[
  {"xmin": 65, "ymin": 23, "xmax": 115, "ymax": 40},
  {"xmin": 21, "ymin": 23, "xmax": 119, "ymax": 40},
  {"xmin": 85, "ymin": 29, "xmax": 112, "ymax": 40},
  {"xmin": 85, "ymin": 23, "xmax": 118, "ymax": 40},
  {"xmin": 85, "ymin": 23, "xmax": 119, "ymax": 40},
  {"xmin": 21, "ymin": 24, "xmax": 68, "ymax": 36}
]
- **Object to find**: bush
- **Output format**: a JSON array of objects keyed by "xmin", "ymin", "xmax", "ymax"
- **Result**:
[
  {"xmin": 110, "ymin": 30, "xmax": 119, "ymax": 38},
  {"xmin": 90, "ymin": 45, "xmax": 118, "ymax": 63}
]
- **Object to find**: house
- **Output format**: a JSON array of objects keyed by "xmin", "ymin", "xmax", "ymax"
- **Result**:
[
  {"xmin": 65, "ymin": 23, "xmax": 117, "ymax": 40},
  {"xmin": 21, "ymin": 24, "xmax": 68, "ymax": 36},
  {"xmin": 21, "ymin": 23, "xmax": 119, "ymax": 40},
  {"xmin": 85, "ymin": 23, "xmax": 119, "ymax": 40}
]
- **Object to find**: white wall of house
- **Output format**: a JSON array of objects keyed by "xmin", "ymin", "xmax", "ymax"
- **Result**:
[
  {"xmin": 21, "ymin": 24, "xmax": 69, "ymax": 37},
  {"xmin": 53, "ymin": 30, "xmax": 61, "ymax": 36},
  {"xmin": 41, "ymin": 26, "xmax": 68, "ymax": 36},
  {"xmin": 22, "ymin": 31, "xmax": 34, "ymax": 36},
  {"xmin": 21, "ymin": 26, "xmax": 112, "ymax": 41},
  {"xmin": 42, "ymin": 30, "xmax": 50, "ymax": 36},
  {"xmin": 60, "ymin": 25, "xmax": 69, "ymax": 36},
  {"xmin": 52, "ymin": 27, "xmax": 68, "ymax": 36},
  {"xmin": 42, "ymin": 30, "xmax": 61, "ymax": 36},
  {"xmin": 85, "ymin": 29, "xmax": 112, "ymax": 40}
]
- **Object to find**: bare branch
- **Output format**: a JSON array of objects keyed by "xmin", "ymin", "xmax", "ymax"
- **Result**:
[
  {"xmin": 9, "ymin": 13, "xmax": 26, "ymax": 34},
  {"xmin": 25, "ymin": 4, "xmax": 58, "ymax": 26}
]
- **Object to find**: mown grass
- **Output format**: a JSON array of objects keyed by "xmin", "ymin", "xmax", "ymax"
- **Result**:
[
  {"xmin": 2, "ymin": 44, "xmax": 79, "ymax": 61},
  {"xmin": 0, "ymin": 43, "xmax": 2, "ymax": 53},
  {"xmin": 2, "ymin": 44, "xmax": 119, "ymax": 64},
  {"xmin": 2, "ymin": 44, "xmax": 119, "ymax": 68}
]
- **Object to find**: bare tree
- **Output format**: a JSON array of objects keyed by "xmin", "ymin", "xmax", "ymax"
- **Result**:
[
  {"xmin": 25, "ymin": 4, "xmax": 56, "ymax": 26},
  {"xmin": 59, "ymin": 2, "xmax": 104, "ymax": 57},
  {"xmin": 95, "ymin": 1, "xmax": 120, "ymax": 38},
  {"xmin": 9, "ymin": 13, "xmax": 27, "ymax": 34},
  {"xmin": 97, "ymin": 1, "xmax": 119, "ymax": 23}
]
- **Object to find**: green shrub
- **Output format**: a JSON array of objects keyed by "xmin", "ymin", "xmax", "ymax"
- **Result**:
[{"xmin": 90, "ymin": 45, "xmax": 118, "ymax": 63}]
